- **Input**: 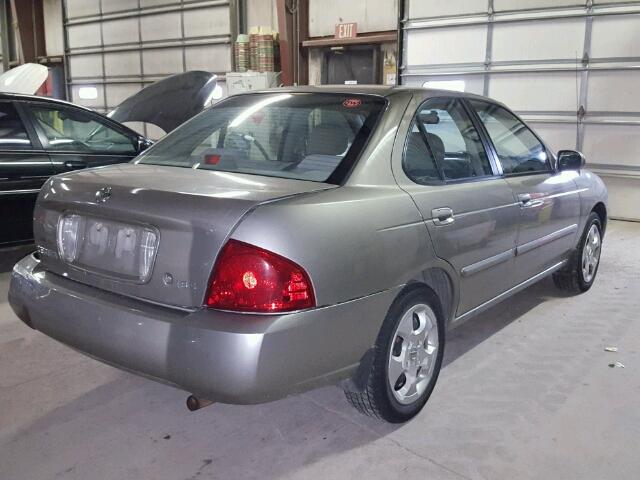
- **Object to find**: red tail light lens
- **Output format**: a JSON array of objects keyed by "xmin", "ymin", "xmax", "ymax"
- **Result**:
[{"xmin": 206, "ymin": 240, "xmax": 315, "ymax": 312}]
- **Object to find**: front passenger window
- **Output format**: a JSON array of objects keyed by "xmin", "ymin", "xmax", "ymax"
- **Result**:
[
  {"xmin": 469, "ymin": 100, "xmax": 549, "ymax": 175},
  {"xmin": 403, "ymin": 98, "xmax": 494, "ymax": 183}
]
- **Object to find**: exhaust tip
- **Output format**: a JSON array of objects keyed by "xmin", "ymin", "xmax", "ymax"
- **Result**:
[{"xmin": 186, "ymin": 395, "xmax": 214, "ymax": 411}]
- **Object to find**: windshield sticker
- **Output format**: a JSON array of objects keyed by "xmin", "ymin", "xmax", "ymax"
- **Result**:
[{"xmin": 343, "ymin": 98, "xmax": 362, "ymax": 108}]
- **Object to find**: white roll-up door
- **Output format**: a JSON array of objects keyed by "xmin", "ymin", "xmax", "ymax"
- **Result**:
[
  {"xmin": 401, "ymin": 0, "xmax": 640, "ymax": 221},
  {"xmin": 64, "ymin": 0, "xmax": 233, "ymax": 138}
]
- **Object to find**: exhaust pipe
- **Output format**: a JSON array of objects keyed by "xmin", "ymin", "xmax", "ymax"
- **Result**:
[{"xmin": 186, "ymin": 395, "xmax": 214, "ymax": 411}]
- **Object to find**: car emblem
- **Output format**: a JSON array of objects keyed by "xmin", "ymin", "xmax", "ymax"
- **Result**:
[{"xmin": 95, "ymin": 187, "xmax": 112, "ymax": 203}]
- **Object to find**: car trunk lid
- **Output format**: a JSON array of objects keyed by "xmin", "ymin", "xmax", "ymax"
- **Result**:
[{"xmin": 34, "ymin": 163, "xmax": 334, "ymax": 308}]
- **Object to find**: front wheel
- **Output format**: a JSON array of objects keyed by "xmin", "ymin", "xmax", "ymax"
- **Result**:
[
  {"xmin": 553, "ymin": 212, "xmax": 603, "ymax": 293},
  {"xmin": 343, "ymin": 288, "xmax": 445, "ymax": 423}
]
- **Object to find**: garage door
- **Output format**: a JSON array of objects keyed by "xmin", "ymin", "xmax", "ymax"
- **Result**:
[
  {"xmin": 400, "ymin": 0, "xmax": 640, "ymax": 221},
  {"xmin": 64, "ymin": 0, "xmax": 234, "ymax": 138}
]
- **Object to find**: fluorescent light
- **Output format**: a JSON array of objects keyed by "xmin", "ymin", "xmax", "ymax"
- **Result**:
[
  {"xmin": 78, "ymin": 86, "xmax": 98, "ymax": 100},
  {"xmin": 422, "ymin": 80, "xmax": 466, "ymax": 92}
]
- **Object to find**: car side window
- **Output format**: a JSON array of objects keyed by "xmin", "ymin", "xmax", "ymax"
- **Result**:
[
  {"xmin": 0, "ymin": 102, "xmax": 32, "ymax": 150},
  {"xmin": 469, "ymin": 100, "xmax": 549, "ymax": 175},
  {"xmin": 29, "ymin": 105, "xmax": 136, "ymax": 154},
  {"xmin": 403, "ymin": 98, "xmax": 494, "ymax": 184}
]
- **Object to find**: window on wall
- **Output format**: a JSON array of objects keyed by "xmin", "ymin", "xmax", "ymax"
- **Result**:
[
  {"xmin": 29, "ymin": 105, "xmax": 136, "ymax": 154},
  {"xmin": 469, "ymin": 100, "xmax": 549, "ymax": 175},
  {"xmin": 404, "ymin": 97, "xmax": 494, "ymax": 183},
  {"xmin": 0, "ymin": 102, "xmax": 32, "ymax": 150},
  {"xmin": 322, "ymin": 45, "xmax": 380, "ymax": 85}
]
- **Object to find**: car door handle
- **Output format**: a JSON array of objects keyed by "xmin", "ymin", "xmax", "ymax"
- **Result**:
[
  {"xmin": 432, "ymin": 207, "xmax": 454, "ymax": 226},
  {"xmin": 64, "ymin": 160, "xmax": 88, "ymax": 170},
  {"xmin": 517, "ymin": 193, "xmax": 544, "ymax": 208}
]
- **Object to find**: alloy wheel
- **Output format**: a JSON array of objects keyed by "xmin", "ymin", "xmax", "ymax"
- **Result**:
[{"xmin": 387, "ymin": 303, "xmax": 439, "ymax": 405}]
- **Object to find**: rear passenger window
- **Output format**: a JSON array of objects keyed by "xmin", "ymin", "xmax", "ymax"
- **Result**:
[
  {"xmin": 403, "ymin": 98, "xmax": 493, "ymax": 183},
  {"xmin": 0, "ymin": 102, "xmax": 31, "ymax": 150},
  {"xmin": 469, "ymin": 100, "xmax": 549, "ymax": 175}
]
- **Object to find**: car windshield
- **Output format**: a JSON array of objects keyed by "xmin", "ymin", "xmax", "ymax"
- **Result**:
[{"xmin": 135, "ymin": 92, "xmax": 386, "ymax": 183}]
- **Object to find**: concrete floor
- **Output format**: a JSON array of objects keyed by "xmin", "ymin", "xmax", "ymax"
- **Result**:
[{"xmin": 1, "ymin": 220, "xmax": 639, "ymax": 480}]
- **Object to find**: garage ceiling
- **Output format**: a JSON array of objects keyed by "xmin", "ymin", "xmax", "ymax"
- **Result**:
[
  {"xmin": 401, "ymin": 0, "xmax": 640, "ymax": 221},
  {"xmin": 63, "ymin": 0, "xmax": 234, "ymax": 138}
]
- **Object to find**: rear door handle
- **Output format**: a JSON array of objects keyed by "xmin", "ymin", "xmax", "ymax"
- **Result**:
[
  {"xmin": 64, "ymin": 160, "xmax": 88, "ymax": 170},
  {"xmin": 432, "ymin": 207, "xmax": 454, "ymax": 226}
]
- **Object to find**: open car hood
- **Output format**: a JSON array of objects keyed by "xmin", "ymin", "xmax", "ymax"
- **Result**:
[
  {"xmin": 108, "ymin": 71, "xmax": 221, "ymax": 134},
  {"xmin": 0, "ymin": 63, "xmax": 48, "ymax": 94}
]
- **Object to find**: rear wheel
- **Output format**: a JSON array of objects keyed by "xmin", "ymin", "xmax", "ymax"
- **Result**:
[
  {"xmin": 553, "ymin": 212, "xmax": 602, "ymax": 293},
  {"xmin": 343, "ymin": 288, "xmax": 445, "ymax": 423}
]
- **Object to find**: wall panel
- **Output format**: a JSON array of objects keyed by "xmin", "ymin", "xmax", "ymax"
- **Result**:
[
  {"xmin": 63, "ymin": 0, "xmax": 233, "ymax": 130},
  {"xmin": 309, "ymin": 0, "xmax": 398, "ymax": 37}
]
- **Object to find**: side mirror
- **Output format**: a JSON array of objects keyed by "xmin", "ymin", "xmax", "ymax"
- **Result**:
[
  {"xmin": 136, "ymin": 136, "xmax": 153, "ymax": 153},
  {"xmin": 557, "ymin": 150, "xmax": 585, "ymax": 171}
]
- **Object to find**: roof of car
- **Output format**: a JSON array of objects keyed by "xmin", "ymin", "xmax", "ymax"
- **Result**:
[
  {"xmin": 239, "ymin": 84, "xmax": 497, "ymax": 102},
  {"xmin": 0, "ymin": 91, "xmax": 101, "ymax": 112}
]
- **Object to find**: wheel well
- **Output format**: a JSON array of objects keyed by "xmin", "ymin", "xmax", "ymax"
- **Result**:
[
  {"xmin": 398, "ymin": 268, "xmax": 455, "ymax": 324},
  {"xmin": 592, "ymin": 202, "xmax": 607, "ymax": 234}
]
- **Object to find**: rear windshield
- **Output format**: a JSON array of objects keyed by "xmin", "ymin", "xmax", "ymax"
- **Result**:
[{"xmin": 136, "ymin": 92, "xmax": 386, "ymax": 183}]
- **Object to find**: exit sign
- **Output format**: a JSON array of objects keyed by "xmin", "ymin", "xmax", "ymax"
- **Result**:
[{"xmin": 335, "ymin": 22, "xmax": 358, "ymax": 40}]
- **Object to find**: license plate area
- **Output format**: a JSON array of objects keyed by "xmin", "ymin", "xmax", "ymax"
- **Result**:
[{"xmin": 57, "ymin": 213, "xmax": 159, "ymax": 283}]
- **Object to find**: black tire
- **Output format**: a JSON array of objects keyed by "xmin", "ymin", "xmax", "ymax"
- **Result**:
[
  {"xmin": 553, "ymin": 212, "xmax": 603, "ymax": 294},
  {"xmin": 343, "ymin": 287, "xmax": 445, "ymax": 423}
]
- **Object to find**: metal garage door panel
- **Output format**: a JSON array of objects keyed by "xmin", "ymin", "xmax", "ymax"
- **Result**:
[
  {"xmin": 106, "ymin": 84, "xmax": 144, "ymax": 110},
  {"xmin": 141, "ymin": 0, "xmax": 176, "ymax": 6},
  {"xmin": 141, "ymin": 12, "xmax": 182, "ymax": 42},
  {"xmin": 66, "ymin": 0, "xmax": 99, "ymax": 18},
  {"xmin": 528, "ymin": 122, "xmax": 577, "ymax": 153},
  {"xmin": 183, "ymin": 7, "xmax": 230, "ymax": 37},
  {"xmin": 408, "ymin": 0, "xmax": 487, "ymax": 18},
  {"xmin": 404, "ymin": 74, "xmax": 484, "ymax": 95},
  {"xmin": 104, "ymin": 52, "xmax": 142, "ymax": 77},
  {"xmin": 407, "ymin": 25, "xmax": 487, "ymax": 66},
  {"xmin": 67, "ymin": 24, "xmax": 101, "ymax": 49},
  {"xmin": 142, "ymin": 48, "xmax": 183, "ymax": 75},
  {"xmin": 591, "ymin": 16, "xmax": 640, "ymax": 58},
  {"xmin": 70, "ymin": 84, "xmax": 104, "ymax": 109},
  {"xmin": 185, "ymin": 45, "xmax": 232, "ymax": 72},
  {"xmin": 588, "ymin": 71, "xmax": 640, "ymax": 112},
  {"xmin": 102, "ymin": 18, "xmax": 140, "ymax": 45},
  {"xmin": 583, "ymin": 123, "xmax": 640, "ymax": 169},
  {"xmin": 488, "ymin": 72, "xmax": 581, "ymax": 112},
  {"xmin": 69, "ymin": 55, "xmax": 104, "ymax": 77},
  {"xmin": 102, "ymin": 0, "xmax": 134, "ymax": 14},
  {"xmin": 493, "ymin": 0, "xmax": 585, "ymax": 11},
  {"xmin": 598, "ymin": 176, "xmax": 640, "ymax": 222},
  {"xmin": 492, "ymin": 19, "xmax": 585, "ymax": 62}
]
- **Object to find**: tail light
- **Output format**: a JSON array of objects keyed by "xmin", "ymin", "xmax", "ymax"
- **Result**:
[
  {"xmin": 57, "ymin": 214, "xmax": 82, "ymax": 262},
  {"xmin": 206, "ymin": 240, "xmax": 315, "ymax": 313}
]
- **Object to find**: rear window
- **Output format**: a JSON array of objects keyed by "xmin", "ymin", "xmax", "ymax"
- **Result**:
[{"xmin": 136, "ymin": 92, "xmax": 386, "ymax": 183}]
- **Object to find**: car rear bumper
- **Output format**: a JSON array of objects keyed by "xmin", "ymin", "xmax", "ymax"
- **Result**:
[{"xmin": 9, "ymin": 253, "xmax": 399, "ymax": 404}]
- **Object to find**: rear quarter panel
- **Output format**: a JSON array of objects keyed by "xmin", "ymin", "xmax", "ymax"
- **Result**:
[{"xmin": 230, "ymin": 185, "xmax": 435, "ymax": 307}]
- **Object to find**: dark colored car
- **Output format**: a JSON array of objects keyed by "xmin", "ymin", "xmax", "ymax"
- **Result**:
[
  {"xmin": 0, "ymin": 71, "xmax": 220, "ymax": 247},
  {"xmin": 0, "ymin": 93, "xmax": 150, "ymax": 246}
]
